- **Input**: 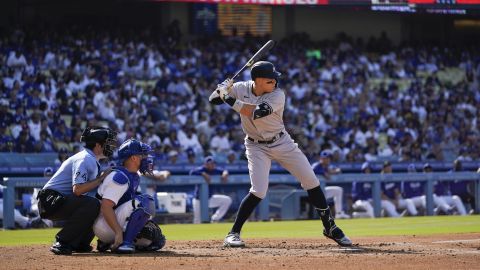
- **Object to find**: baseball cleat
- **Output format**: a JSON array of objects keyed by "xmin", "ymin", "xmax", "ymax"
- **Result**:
[
  {"xmin": 50, "ymin": 241, "xmax": 73, "ymax": 255},
  {"xmin": 223, "ymin": 232, "xmax": 245, "ymax": 248},
  {"xmin": 116, "ymin": 243, "xmax": 135, "ymax": 254},
  {"xmin": 323, "ymin": 225, "xmax": 352, "ymax": 247}
]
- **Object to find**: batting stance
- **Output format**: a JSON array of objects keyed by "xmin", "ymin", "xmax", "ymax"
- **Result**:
[
  {"xmin": 38, "ymin": 126, "xmax": 117, "ymax": 255},
  {"xmin": 209, "ymin": 61, "xmax": 352, "ymax": 247},
  {"xmin": 93, "ymin": 139, "xmax": 166, "ymax": 253}
]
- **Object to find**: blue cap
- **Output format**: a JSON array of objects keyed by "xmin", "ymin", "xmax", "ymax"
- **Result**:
[
  {"xmin": 204, "ymin": 156, "xmax": 215, "ymax": 163},
  {"xmin": 320, "ymin": 150, "xmax": 332, "ymax": 158},
  {"xmin": 44, "ymin": 167, "xmax": 53, "ymax": 175},
  {"xmin": 186, "ymin": 148, "xmax": 195, "ymax": 157},
  {"xmin": 407, "ymin": 163, "xmax": 416, "ymax": 172}
]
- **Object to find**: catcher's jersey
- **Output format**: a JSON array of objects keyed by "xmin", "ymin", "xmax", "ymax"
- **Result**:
[
  {"xmin": 43, "ymin": 148, "xmax": 100, "ymax": 196},
  {"xmin": 97, "ymin": 167, "xmax": 140, "ymax": 207},
  {"xmin": 229, "ymin": 80, "xmax": 285, "ymax": 140}
]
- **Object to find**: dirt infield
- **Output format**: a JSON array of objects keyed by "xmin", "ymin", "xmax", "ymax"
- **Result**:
[{"xmin": 1, "ymin": 233, "xmax": 479, "ymax": 270}]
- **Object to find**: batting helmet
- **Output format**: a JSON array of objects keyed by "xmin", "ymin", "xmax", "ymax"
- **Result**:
[
  {"xmin": 250, "ymin": 61, "xmax": 281, "ymax": 81},
  {"xmin": 117, "ymin": 138, "xmax": 154, "ymax": 174},
  {"xmin": 80, "ymin": 126, "xmax": 117, "ymax": 157}
]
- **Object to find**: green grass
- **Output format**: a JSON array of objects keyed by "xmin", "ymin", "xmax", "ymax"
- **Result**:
[{"xmin": 1, "ymin": 215, "xmax": 479, "ymax": 246}]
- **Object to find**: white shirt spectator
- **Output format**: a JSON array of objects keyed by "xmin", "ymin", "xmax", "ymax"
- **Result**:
[
  {"xmin": 28, "ymin": 120, "xmax": 42, "ymax": 141},
  {"xmin": 354, "ymin": 130, "xmax": 368, "ymax": 148},
  {"xmin": 98, "ymin": 100, "xmax": 116, "ymax": 122},
  {"xmin": 210, "ymin": 135, "xmax": 231, "ymax": 153},
  {"xmin": 7, "ymin": 52, "xmax": 27, "ymax": 69},
  {"xmin": 177, "ymin": 130, "xmax": 203, "ymax": 154},
  {"xmin": 290, "ymin": 82, "xmax": 308, "ymax": 100}
]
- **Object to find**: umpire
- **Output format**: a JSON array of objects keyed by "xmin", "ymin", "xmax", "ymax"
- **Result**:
[{"xmin": 38, "ymin": 126, "xmax": 117, "ymax": 255}]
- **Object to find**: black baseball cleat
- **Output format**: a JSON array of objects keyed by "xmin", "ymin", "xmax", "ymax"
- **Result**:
[
  {"xmin": 50, "ymin": 242, "xmax": 73, "ymax": 255},
  {"xmin": 73, "ymin": 244, "xmax": 93, "ymax": 253},
  {"xmin": 96, "ymin": 239, "xmax": 110, "ymax": 253},
  {"xmin": 323, "ymin": 225, "xmax": 352, "ymax": 247}
]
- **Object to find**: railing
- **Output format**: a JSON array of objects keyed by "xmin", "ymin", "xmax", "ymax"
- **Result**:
[{"xmin": 2, "ymin": 172, "xmax": 480, "ymax": 229}]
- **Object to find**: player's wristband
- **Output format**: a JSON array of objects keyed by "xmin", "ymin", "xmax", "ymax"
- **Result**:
[{"xmin": 224, "ymin": 95, "xmax": 244, "ymax": 113}]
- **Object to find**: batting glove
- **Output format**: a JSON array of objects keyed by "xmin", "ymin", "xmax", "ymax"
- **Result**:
[{"xmin": 216, "ymin": 78, "xmax": 233, "ymax": 101}]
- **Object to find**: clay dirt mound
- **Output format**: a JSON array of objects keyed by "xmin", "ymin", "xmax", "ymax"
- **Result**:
[{"xmin": 1, "ymin": 233, "xmax": 479, "ymax": 270}]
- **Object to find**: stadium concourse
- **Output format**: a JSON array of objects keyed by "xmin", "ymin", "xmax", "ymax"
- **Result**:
[{"xmin": 1, "ymin": 25, "xmax": 479, "ymax": 165}]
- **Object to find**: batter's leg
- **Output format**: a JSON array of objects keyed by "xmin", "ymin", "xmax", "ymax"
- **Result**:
[
  {"xmin": 226, "ymin": 143, "xmax": 271, "ymax": 247},
  {"xmin": 273, "ymin": 136, "xmax": 351, "ymax": 246}
]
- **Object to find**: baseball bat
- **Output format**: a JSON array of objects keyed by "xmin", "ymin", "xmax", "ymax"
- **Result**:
[{"xmin": 231, "ymin": 39, "xmax": 275, "ymax": 80}]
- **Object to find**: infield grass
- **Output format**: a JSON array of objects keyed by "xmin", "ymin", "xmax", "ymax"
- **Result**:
[{"xmin": 0, "ymin": 215, "xmax": 479, "ymax": 246}]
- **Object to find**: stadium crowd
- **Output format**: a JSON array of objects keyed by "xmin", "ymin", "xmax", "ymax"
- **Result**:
[{"xmin": 1, "ymin": 24, "xmax": 480, "ymax": 165}]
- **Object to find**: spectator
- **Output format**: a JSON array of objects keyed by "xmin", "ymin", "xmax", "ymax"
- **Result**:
[{"xmin": 210, "ymin": 125, "xmax": 231, "ymax": 154}]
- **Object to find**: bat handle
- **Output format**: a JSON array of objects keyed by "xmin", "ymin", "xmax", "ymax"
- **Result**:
[
  {"xmin": 231, "ymin": 64, "xmax": 250, "ymax": 80},
  {"xmin": 231, "ymin": 69, "xmax": 243, "ymax": 80}
]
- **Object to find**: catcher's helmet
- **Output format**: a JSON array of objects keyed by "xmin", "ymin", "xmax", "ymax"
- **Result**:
[
  {"xmin": 117, "ymin": 139, "xmax": 154, "ymax": 174},
  {"xmin": 80, "ymin": 126, "xmax": 117, "ymax": 157},
  {"xmin": 251, "ymin": 61, "xmax": 281, "ymax": 81}
]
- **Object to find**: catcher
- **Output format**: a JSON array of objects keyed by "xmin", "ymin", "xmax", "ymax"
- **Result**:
[{"xmin": 93, "ymin": 138, "xmax": 166, "ymax": 253}]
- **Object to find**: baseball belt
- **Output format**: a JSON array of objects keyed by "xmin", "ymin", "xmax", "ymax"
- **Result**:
[{"xmin": 247, "ymin": 131, "xmax": 284, "ymax": 144}]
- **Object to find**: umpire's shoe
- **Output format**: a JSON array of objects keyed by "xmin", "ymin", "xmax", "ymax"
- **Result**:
[
  {"xmin": 50, "ymin": 241, "xmax": 73, "ymax": 255},
  {"xmin": 323, "ymin": 225, "xmax": 352, "ymax": 247},
  {"xmin": 96, "ymin": 239, "xmax": 110, "ymax": 253},
  {"xmin": 223, "ymin": 232, "xmax": 245, "ymax": 248}
]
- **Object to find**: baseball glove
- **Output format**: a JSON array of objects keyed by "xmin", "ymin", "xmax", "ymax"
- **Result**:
[{"xmin": 135, "ymin": 220, "xmax": 166, "ymax": 252}]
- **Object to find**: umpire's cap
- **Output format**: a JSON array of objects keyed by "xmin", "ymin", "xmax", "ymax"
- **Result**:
[
  {"xmin": 117, "ymin": 139, "xmax": 153, "ymax": 161},
  {"xmin": 80, "ymin": 126, "xmax": 117, "ymax": 157},
  {"xmin": 251, "ymin": 61, "xmax": 281, "ymax": 81}
]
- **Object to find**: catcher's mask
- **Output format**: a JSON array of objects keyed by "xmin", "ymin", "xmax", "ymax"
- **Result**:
[
  {"xmin": 117, "ymin": 138, "xmax": 154, "ymax": 175},
  {"xmin": 80, "ymin": 126, "xmax": 117, "ymax": 157}
]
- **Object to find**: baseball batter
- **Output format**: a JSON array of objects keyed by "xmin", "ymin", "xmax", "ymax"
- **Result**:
[{"xmin": 209, "ymin": 61, "xmax": 352, "ymax": 247}]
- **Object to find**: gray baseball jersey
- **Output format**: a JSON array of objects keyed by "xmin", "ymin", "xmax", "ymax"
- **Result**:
[
  {"xmin": 43, "ymin": 148, "xmax": 100, "ymax": 196},
  {"xmin": 230, "ymin": 81, "xmax": 285, "ymax": 141},
  {"xmin": 230, "ymin": 80, "xmax": 320, "ymax": 198}
]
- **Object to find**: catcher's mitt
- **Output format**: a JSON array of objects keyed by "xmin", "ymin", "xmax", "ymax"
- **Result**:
[{"xmin": 135, "ymin": 220, "xmax": 166, "ymax": 251}]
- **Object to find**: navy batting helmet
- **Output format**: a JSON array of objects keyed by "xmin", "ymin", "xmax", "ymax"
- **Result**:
[
  {"xmin": 80, "ymin": 126, "xmax": 117, "ymax": 157},
  {"xmin": 251, "ymin": 61, "xmax": 281, "ymax": 81},
  {"xmin": 117, "ymin": 139, "xmax": 154, "ymax": 174}
]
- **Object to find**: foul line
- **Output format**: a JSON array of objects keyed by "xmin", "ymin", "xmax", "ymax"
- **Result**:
[{"xmin": 432, "ymin": 239, "xmax": 480, "ymax": 244}]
